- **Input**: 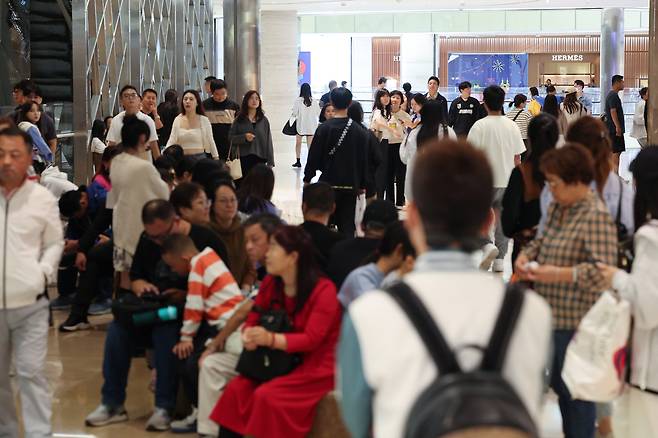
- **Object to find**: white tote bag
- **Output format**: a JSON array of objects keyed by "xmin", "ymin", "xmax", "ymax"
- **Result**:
[{"xmin": 561, "ymin": 291, "xmax": 631, "ymax": 402}]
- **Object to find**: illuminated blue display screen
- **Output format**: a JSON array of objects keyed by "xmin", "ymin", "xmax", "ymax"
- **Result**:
[{"xmin": 447, "ymin": 53, "xmax": 529, "ymax": 88}]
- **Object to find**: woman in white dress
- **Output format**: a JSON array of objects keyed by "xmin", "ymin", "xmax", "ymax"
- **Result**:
[
  {"xmin": 167, "ymin": 89, "xmax": 219, "ymax": 160},
  {"xmin": 631, "ymin": 87, "xmax": 648, "ymax": 148},
  {"xmin": 292, "ymin": 83, "xmax": 321, "ymax": 168},
  {"xmin": 89, "ymin": 119, "xmax": 108, "ymax": 172},
  {"xmin": 400, "ymin": 99, "xmax": 456, "ymax": 203}
]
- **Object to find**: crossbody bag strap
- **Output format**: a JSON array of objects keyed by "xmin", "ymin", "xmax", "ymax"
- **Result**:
[
  {"xmin": 325, "ymin": 119, "xmax": 353, "ymax": 176},
  {"xmin": 512, "ymin": 109, "xmax": 523, "ymax": 122},
  {"xmin": 616, "ymin": 175, "xmax": 624, "ymax": 226},
  {"xmin": 385, "ymin": 282, "xmax": 462, "ymax": 375},
  {"xmin": 480, "ymin": 283, "xmax": 525, "ymax": 372}
]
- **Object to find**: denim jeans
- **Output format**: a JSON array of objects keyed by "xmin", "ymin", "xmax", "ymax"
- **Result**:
[
  {"xmin": 101, "ymin": 320, "xmax": 180, "ymax": 411},
  {"xmin": 551, "ymin": 330, "xmax": 596, "ymax": 438}
]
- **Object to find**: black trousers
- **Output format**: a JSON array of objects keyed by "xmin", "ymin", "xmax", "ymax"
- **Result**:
[
  {"xmin": 385, "ymin": 142, "xmax": 406, "ymax": 206},
  {"xmin": 178, "ymin": 322, "xmax": 217, "ymax": 406},
  {"xmin": 375, "ymin": 139, "xmax": 388, "ymax": 199},
  {"xmin": 239, "ymin": 154, "xmax": 267, "ymax": 182},
  {"xmin": 70, "ymin": 240, "xmax": 114, "ymax": 318},
  {"xmin": 329, "ymin": 189, "xmax": 357, "ymax": 237},
  {"xmin": 57, "ymin": 252, "xmax": 78, "ymax": 297}
]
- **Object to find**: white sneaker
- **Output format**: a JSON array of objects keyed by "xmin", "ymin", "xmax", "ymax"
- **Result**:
[
  {"xmin": 146, "ymin": 407, "xmax": 171, "ymax": 431},
  {"xmin": 85, "ymin": 404, "xmax": 128, "ymax": 427},
  {"xmin": 479, "ymin": 243, "xmax": 499, "ymax": 271},
  {"xmin": 170, "ymin": 407, "xmax": 197, "ymax": 433},
  {"xmin": 492, "ymin": 259, "xmax": 505, "ymax": 273}
]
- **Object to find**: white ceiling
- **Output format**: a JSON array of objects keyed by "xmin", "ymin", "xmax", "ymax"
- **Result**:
[{"xmin": 213, "ymin": 0, "xmax": 649, "ymax": 16}]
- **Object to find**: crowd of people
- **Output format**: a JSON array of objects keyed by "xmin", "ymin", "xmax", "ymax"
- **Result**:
[{"xmin": 0, "ymin": 71, "xmax": 657, "ymax": 438}]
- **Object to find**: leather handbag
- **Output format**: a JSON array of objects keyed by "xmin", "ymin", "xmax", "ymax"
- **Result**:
[
  {"xmin": 282, "ymin": 118, "xmax": 298, "ymax": 136},
  {"xmin": 226, "ymin": 140, "xmax": 242, "ymax": 180},
  {"xmin": 236, "ymin": 303, "xmax": 301, "ymax": 382}
]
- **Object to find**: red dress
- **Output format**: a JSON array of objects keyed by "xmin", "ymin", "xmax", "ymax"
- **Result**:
[{"xmin": 210, "ymin": 275, "xmax": 342, "ymax": 438}]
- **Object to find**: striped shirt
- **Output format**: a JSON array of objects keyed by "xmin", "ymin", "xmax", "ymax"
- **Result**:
[
  {"xmin": 181, "ymin": 247, "xmax": 244, "ymax": 341},
  {"xmin": 506, "ymin": 108, "xmax": 533, "ymax": 139}
]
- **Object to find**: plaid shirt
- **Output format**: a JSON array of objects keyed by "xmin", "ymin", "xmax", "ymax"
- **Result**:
[{"xmin": 522, "ymin": 192, "xmax": 618, "ymax": 330}]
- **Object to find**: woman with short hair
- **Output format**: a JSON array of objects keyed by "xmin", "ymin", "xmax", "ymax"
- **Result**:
[{"xmin": 516, "ymin": 144, "xmax": 618, "ymax": 438}]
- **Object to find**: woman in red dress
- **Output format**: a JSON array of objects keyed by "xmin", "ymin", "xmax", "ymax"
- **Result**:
[{"xmin": 210, "ymin": 225, "xmax": 342, "ymax": 438}]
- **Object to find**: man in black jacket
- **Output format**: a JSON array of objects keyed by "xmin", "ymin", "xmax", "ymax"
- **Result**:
[
  {"xmin": 448, "ymin": 81, "xmax": 483, "ymax": 137},
  {"xmin": 84, "ymin": 200, "xmax": 230, "ymax": 431},
  {"xmin": 304, "ymin": 87, "xmax": 370, "ymax": 236},
  {"xmin": 300, "ymin": 182, "xmax": 345, "ymax": 272},
  {"xmin": 426, "ymin": 76, "xmax": 448, "ymax": 118}
]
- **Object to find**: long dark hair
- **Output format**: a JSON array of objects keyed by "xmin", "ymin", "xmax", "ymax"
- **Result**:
[
  {"xmin": 95, "ymin": 145, "xmax": 120, "ymax": 180},
  {"xmin": 90, "ymin": 119, "xmax": 106, "ymax": 144},
  {"xmin": 319, "ymin": 103, "xmax": 334, "ymax": 123},
  {"xmin": 373, "ymin": 89, "xmax": 391, "ymax": 119},
  {"xmin": 542, "ymin": 94, "xmax": 560, "ymax": 118},
  {"xmin": 300, "ymin": 83, "xmax": 312, "ymax": 107},
  {"xmin": 526, "ymin": 113, "xmax": 559, "ymax": 186},
  {"xmin": 562, "ymin": 92, "xmax": 581, "ymax": 114},
  {"xmin": 629, "ymin": 146, "xmax": 658, "ymax": 230},
  {"xmin": 16, "ymin": 102, "xmax": 40, "ymax": 124},
  {"xmin": 181, "ymin": 89, "xmax": 205, "ymax": 116},
  {"xmin": 565, "ymin": 116, "xmax": 612, "ymax": 195},
  {"xmin": 238, "ymin": 163, "xmax": 275, "ymax": 214},
  {"xmin": 271, "ymin": 226, "xmax": 321, "ymax": 313},
  {"xmin": 238, "ymin": 90, "xmax": 265, "ymax": 123},
  {"xmin": 417, "ymin": 99, "xmax": 448, "ymax": 149},
  {"xmin": 347, "ymin": 101, "xmax": 364, "ymax": 124}
]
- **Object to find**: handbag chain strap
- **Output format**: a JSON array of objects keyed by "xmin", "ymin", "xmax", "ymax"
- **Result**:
[{"xmin": 329, "ymin": 119, "xmax": 353, "ymax": 156}]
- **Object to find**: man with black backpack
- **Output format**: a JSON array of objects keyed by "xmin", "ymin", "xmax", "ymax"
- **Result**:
[{"xmin": 338, "ymin": 139, "xmax": 552, "ymax": 438}]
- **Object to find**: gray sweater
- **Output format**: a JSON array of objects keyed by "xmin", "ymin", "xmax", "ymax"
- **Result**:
[{"xmin": 229, "ymin": 116, "xmax": 275, "ymax": 166}]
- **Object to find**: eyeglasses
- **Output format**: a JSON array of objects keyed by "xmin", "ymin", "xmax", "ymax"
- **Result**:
[{"xmin": 122, "ymin": 93, "xmax": 139, "ymax": 100}]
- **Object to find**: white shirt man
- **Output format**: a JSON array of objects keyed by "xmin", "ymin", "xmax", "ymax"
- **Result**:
[
  {"xmin": 106, "ymin": 85, "xmax": 160, "ymax": 161},
  {"xmin": 0, "ymin": 127, "xmax": 64, "ymax": 437}
]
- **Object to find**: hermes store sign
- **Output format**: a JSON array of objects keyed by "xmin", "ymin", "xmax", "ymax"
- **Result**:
[{"xmin": 552, "ymin": 54, "xmax": 584, "ymax": 62}]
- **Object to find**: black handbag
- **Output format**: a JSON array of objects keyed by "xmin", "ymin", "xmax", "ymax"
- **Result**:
[
  {"xmin": 615, "ymin": 176, "xmax": 634, "ymax": 272},
  {"xmin": 282, "ymin": 119, "xmax": 298, "ymax": 136},
  {"xmin": 236, "ymin": 303, "xmax": 301, "ymax": 382}
]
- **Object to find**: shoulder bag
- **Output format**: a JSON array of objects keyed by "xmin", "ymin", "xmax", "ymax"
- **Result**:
[
  {"xmin": 235, "ymin": 296, "xmax": 301, "ymax": 382},
  {"xmin": 282, "ymin": 118, "xmax": 298, "ymax": 136},
  {"xmin": 226, "ymin": 140, "xmax": 242, "ymax": 180},
  {"xmin": 615, "ymin": 176, "xmax": 634, "ymax": 272}
]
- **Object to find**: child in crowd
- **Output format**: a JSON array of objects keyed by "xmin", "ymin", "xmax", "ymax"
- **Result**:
[{"xmin": 161, "ymin": 234, "xmax": 246, "ymax": 434}]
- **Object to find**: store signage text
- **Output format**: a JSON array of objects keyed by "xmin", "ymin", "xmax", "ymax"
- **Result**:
[
  {"xmin": 393, "ymin": 55, "xmax": 401, "ymax": 62},
  {"xmin": 552, "ymin": 54, "xmax": 584, "ymax": 62}
]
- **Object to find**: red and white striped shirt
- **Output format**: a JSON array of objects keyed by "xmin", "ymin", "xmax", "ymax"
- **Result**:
[{"xmin": 181, "ymin": 247, "xmax": 244, "ymax": 341}]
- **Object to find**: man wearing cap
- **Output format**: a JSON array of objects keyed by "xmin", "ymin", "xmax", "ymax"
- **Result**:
[{"xmin": 327, "ymin": 200, "xmax": 399, "ymax": 289}]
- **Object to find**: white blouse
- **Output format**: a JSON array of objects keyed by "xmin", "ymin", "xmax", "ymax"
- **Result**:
[
  {"xmin": 291, "ymin": 97, "xmax": 322, "ymax": 135},
  {"xmin": 167, "ymin": 114, "xmax": 219, "ymax": 158},
  {"xmin": 90, "ymin": 137, "xmax": 107, "ymax": 154}
]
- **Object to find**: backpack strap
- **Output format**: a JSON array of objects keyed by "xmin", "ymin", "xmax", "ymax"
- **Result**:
[
  {"xmin": 480, "ymin": 283, "xmax": 526, "ymax": 372},
  {"xmin": 385, "ymin": 282, "xmax": 462, "ymax": 375}
]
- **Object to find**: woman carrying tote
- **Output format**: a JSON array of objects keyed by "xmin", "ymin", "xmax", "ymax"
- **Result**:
[
  {"xmin": 291, "ymin": 83, "xmax": 321, "ymax": 168},
  {"xmin": 210, "ymin": 226, "xmax": 341, "ymax": 438}
]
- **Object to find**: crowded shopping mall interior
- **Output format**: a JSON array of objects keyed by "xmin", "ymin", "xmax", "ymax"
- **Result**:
[{"xmin": 1, "ymin": 0, "xmax": 658, "ymax": 437}]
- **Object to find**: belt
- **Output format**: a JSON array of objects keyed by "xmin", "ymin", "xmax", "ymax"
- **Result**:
[{"xmin": 331, "ymin": 186, "xmax": 354, "ymax": 191}]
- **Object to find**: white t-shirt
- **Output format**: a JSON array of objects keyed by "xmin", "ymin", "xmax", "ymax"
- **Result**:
[
  {"xmin": 90, "ymin": 137, "xmax": 107, "ymax": 154},
  {"xmin": 105, "ymin": 111, "xmax": 159, "ymax": 161},
  {"xmin": 467, "ymin": 115, "xmax": 526, "ymax": 188}
]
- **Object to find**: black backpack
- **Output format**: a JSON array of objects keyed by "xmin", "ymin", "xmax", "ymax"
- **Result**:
[{"xmin": 385, "ymin": 282, "xmax": 538, "ymax": 438}]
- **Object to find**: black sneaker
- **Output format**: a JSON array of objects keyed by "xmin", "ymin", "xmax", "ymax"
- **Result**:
[
  {"xmin": 59, "ymin": 314, "xmax": 91, "ymax": 332},
  {"xmin": 292, "ymin": 160, "xmax": 301, "ymax": 168},
  {"xmin": 50, "ymin": 294, "xmax": 74, "ymax": 310}
]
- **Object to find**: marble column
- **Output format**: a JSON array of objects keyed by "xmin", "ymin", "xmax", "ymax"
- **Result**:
[
  {"xmin": 224, "ymin": 0, "xmax": 261, "ymax": 101},
  {"xmin": 260, "ymin": 10, "xmax": 299, "ymax": 148},
  {"xmin": 648, "ymin": 0, "xmax": 658, "ymax": 144},
  {"xmin": 600, "ymin": 8, "xmax": 625, "ymax": 99}
]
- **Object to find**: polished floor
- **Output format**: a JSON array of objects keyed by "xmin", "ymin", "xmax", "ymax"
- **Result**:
[{"xmin": 35, "ymin": 141, "xmax": 640, "ymax": 437}]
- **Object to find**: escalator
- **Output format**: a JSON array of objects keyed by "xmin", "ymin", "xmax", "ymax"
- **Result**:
[{"xmin": 29, "ymin": 0, "xmax": 72, "ymax": 102}]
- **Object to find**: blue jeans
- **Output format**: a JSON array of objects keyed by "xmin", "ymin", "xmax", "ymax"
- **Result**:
[
  {"xmin": 101, "ymin": 321, "xmax": 179, "ymax": 411},
  {"xmin": 551, "ymin": 330, "xmax": 596, "ymax": 438}
]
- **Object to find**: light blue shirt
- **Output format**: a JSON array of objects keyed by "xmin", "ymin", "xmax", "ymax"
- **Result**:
[
  {"xmin": 578, "ymin": 94, "xmax": 593, "ymax": 114},
  {"xmin": 338, "ymin": 263, "xmax": 385, "ymax": 308}
]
